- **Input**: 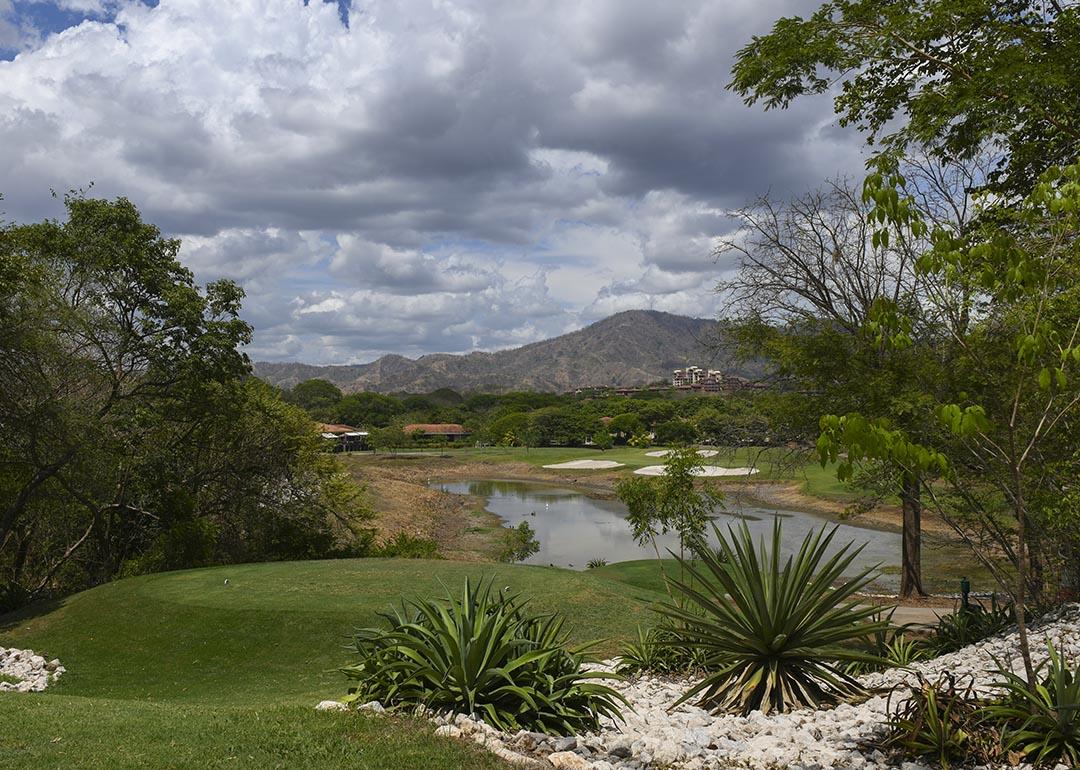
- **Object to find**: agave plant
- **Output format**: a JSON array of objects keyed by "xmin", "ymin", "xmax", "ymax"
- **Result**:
[
  {"xmin": 661, "ymin": 519, "xmax": 889, "ymax": 715},
  {"xmin": 928, "ymin": 598, "xmax": 1015, "ymax": 655},
  {"xmin": 879, "ymin": 673, "xmax": 1003, "ymax": 770},
  {"xmin": 341, "ymin": 578, "xmax": 625, "ymax": 734},
  {"xmin": 986, "ymin": 641, "xmax": 1080, "ymax": 767},
  {"xmin": 847, "ymin": 610, "xmax": 928, "ymax": 675},
  {"xmin": 617, "ymin": 619, "xmax": 709, "ymax": 676}
]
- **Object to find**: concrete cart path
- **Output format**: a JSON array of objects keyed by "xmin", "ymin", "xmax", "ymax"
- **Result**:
[{"xmin": 885, "ymin": 605, "xmax": 951, "ymax": 626}]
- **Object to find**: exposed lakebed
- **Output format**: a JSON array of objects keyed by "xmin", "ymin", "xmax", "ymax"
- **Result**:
[{"xmin": 434, "ymin": 479, "xmax": 901, "ymax": 589}]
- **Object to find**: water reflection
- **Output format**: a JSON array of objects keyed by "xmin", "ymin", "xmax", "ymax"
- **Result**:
[{"xmin": 435, "ymin": 479, "xmax": 900, "ymax": 590}]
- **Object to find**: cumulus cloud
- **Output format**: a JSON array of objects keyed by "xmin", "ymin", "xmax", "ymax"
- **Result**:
[{"xmin": 0, "ymin": 0, "xmax": 863, "ymax": 364}]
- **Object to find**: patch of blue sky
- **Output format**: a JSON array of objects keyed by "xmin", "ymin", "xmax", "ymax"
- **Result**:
[{"xmin": 1, "ymin": 0, "xmax": 348, "ymax": 60}]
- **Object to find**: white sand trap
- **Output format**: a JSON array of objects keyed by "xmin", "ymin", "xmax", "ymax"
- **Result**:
[
  {"xmin": 633, "ymin": 465, "xmax": 760, "ymax": 477},
  {"xmin": 542, "ymin": 459, "xmax": 625, "ymax": 470},
  {"xmin": 645, "ymin": 449, "xmax": 719, "ymax": 458}
]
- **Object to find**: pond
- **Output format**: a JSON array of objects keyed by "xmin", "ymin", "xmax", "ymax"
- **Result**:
[{"xmin": 435, "ymin": 479, "xmax": 902, "ymax": 590}]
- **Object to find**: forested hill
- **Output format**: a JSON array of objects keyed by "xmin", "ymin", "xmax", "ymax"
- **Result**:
[{"xmin": 254, "ymin": 310, "xmax": 748, "ymax": 394}]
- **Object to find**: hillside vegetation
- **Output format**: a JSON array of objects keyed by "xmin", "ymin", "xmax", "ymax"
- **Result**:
[{"xmin": 254, "ymin": 310, "xmax": 752, "ymax": 393}]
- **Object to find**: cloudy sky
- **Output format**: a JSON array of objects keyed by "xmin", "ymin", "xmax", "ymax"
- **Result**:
[{"xmin": 0, "ymin": 0, "xmax": 864, "ymax": 363}]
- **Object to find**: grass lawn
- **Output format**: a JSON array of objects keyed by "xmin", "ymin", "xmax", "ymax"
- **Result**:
[
  {"xmin": 364, "ymin": 444, "xmax": 859, "ymax": 499},
  {"xmin": 0, "ymin": 559, "xmax": 663, "ymax": 769}
]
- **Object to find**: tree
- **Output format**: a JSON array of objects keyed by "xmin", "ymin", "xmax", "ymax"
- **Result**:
[
  {"xmin": 0, "ymin": 195, "xmax": 373, "ymax": 608},
  {"xmin": 287, "ymin": 379, "xmax": 343, "ymax": 417},
  {"xmin": 733, "ymin": 0, "xmax": 1080, "ymax": 674},
  {"xmin": 608, "ymin": 412, "xmax": 646, "ymax": 443},
  {"xmin": 819, "ymin": 162, "xmax": 1080, "ymax": 681},
  {"xmin": 336, "ymin": 392, "xmax": 402, "ymax": 428},
  {"xmin": 716, "ymin": 175, "xmax": 957, "ymax": 597},
  {"xmin": 653, "ymin": 420, "xmax": 700, "ymax": 447},
  {"xmin": 730, "ymin": 0, "xmax": 1080, "ymax": 199},
  {"xmin": 527, "ymin": 407, "xmax": 594, "ymax": 447},
  {"xmin": 499, "ymin": 522, "xmax": 540, "ymax": 563},
  {"xmin": 592, "ymin": 430, "xmax": 614, "ymax": 451},
  {"xmin": 615, "ymin": 448, "xmax": 723, "ymax": 596},
  {"xmin": 369, "ymin": 426, "xmax": 407, "ymax": 453}
]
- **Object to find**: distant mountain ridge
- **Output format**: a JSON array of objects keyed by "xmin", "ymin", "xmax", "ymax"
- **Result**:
[{"xmin": 254, "ymin": 310, "xmax": 747, "ymax": 394}]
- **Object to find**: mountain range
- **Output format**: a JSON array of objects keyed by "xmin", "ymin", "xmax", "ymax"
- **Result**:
[{"xmin": 253, "ymin": 310, "xmax": 748, "ymax": 394}]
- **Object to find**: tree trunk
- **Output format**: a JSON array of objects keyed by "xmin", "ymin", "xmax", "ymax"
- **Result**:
[
  {"xmin": 900, "ymin": 471, "xmax": 927, "ymax": 598},
  {"xmin": 1012, "ymin": 475, "xmax": 1037, "ymax": 685}
]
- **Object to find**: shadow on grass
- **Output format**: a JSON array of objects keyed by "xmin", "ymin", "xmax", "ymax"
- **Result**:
[{"xmin": 0, "ymin": 596, "xmax": 67, "ymax": 634}]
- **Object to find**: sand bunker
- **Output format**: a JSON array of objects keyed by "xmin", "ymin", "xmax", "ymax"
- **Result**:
[
  {"xmin": 633, "ymin": 465, "xmax": 759, "ymax": 477},
  {"xmin": 542, "ymin": 459, "xmax": 625, "ymax": 470},
  {"xmin": 645, "ymin": 449, "xmax": 719, "ymax": 458}
]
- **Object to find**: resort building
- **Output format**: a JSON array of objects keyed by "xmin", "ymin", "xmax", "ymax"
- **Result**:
[
  {"xmin": 316, "ymin": 423, "xmax": 369, "ymax": 452},
  {"xmin": 403, "ymin": 423, "xmax": 471, "ymax": 442}
]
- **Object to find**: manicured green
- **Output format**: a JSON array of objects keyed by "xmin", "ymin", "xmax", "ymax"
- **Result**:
[
  {"xmin": 0, "ymin": 700, "xmax": 507, "ymax": 770},
  {"xmin": 0, "ymin": 559, "xmax": 663, "ymax": 769},
  {"xmin": 362, "ymin": 445, "xmax": 858, "ymax": 499}
]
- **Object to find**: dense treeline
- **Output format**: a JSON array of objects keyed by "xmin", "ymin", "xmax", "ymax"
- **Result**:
[
  {"xmin": 0, "ymin": 196, "xmax": 373, "ymax": 611},
  {"xmin": 282, "ymin": 378, "xmax": 785, "ymax": 450}
]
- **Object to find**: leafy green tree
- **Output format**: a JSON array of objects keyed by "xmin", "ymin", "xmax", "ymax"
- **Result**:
[
  {"xmin": 0, "ymin": 195, "xmax": 372, "ymax": 606},
  {"xmin": 608, "ymin": 412, "xmax": 646, "ymax": 443},
  {"xmin": 592, "ymin": 430, "xmax": 614, "ymax": 451},
  {"xmin": 731, "ymin": 0, "xmax": 1080, "ymax": 198},
  {"xmin": 286, "ymin": 379, "xmax": 343, "ymax": 417},
  {"xmin": 819, "ymin": 162, "xmax": 1080, "ymax": 681},
  {"xmin": 483, "ymin": 412, "xmax": 529, "ymax": 446},
  {"xmin": 615, "ymin": 448, "xmax": 723, "ymax": 595},
  {"xmin": 369, "ymin": 426, "xmax": 407, "ymax": 453},
  {"xmin": 499, "ymin": 522, "xmax": 541, "ymax": 564},
  {"xmin": 653, "ymin": 420, "xmax": 700, "ymax": 447},
  {"xmin": 336, "ymin": 392, "xmax": 402, "ymax": 428},
  {"xmin": 528, "ymin": 407, "xmax": 594, "ymax": 447}
]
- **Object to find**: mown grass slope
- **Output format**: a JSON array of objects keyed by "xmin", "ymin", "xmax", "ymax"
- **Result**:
[{"xmin": 0, "ymin": 559, "xmax": 663, "ymax": 769}]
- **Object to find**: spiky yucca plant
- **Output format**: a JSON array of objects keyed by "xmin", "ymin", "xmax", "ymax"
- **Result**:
[
  {"xmin": 341, "ymin": 578, "xmax": 625, "ymax": 734},
  {"xmin": 987, "ymin": 641, "xmax": 1080, "ymax": 767},
  {"xmin": 662, "ymin": 520, "xmax": 889, "ymax": 715}
]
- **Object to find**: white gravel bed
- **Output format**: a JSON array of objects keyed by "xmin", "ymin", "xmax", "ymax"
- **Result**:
[
  {"xmin": 634, "ymin": 465, "xmax": 759, "ymax": 477},
  {"xmin": 0, "ymin": 647, "xmax": 65, "ymax": 692},
  {"xmin": 543, "ymin": 460, "xmax": 626, "ymax": 470},
  {"xmin": 319, "ymin": 604, "xmax": 1079, "ymax": 770}
]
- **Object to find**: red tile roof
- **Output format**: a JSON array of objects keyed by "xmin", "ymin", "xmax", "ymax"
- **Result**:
[{"xmin": 317, "ymin": 423, "xmax": 359, "ymax": 434}]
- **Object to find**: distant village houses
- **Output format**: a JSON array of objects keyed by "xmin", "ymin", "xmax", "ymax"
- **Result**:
[{"xmin": 403, "ymin": 423, "xmax": 471, "ymax": 442}]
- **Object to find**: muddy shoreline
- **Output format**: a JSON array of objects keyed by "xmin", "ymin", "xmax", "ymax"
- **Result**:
[{"xmin": 343, "ymin": 452, "xmax": 970, "ymax": 601}]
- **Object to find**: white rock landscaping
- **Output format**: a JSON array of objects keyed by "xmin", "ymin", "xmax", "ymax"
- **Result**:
[
  {"xmin": 0, "ymin": 647, "xmax": 65, "ymax": 693},
  {"xmin": 320, "ymin": 603, "xmax": 1080, "ymax": 770}
]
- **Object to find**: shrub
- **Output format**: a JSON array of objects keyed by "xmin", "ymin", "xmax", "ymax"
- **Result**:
[
  {"xmin": 340, "ymin": 579, "xmax": 625, "ymax": 734},
  {"xmin": 987, "ymin": 641, "xmax": 1080, "ymax": 767},
  {"xmin": 586, "ymin": 558, "xmax": 608, "ymax": 569},
  {"xmin": 499, "ymin": 521, "xmax": 540, "ymax": 563},
  {"xmin": 878, "ymin": 673, "xmax": 1004, "ymax": 770},
  {"xmin": 371, "ymin": 532, "xmax": 440, "ymax": 559},
  {"xmin": 617, "ymin": 619, "xmax": 708, "ymax": 676},
  {"xmin": 661, "ymin": 520, "xmax": 889, "ymax": 715},
  {"xmin": 928, "ymin": 598, "xmax": 1015, "ymax": 655},
  {"xmin": 846, "ymin": 611, "xmax": 928, "ymax": 675}
]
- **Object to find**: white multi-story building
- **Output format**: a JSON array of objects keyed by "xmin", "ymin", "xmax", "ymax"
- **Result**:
[{"xmin": 672, "ymin": 366, "xmax": 724, "ymax": 389}]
